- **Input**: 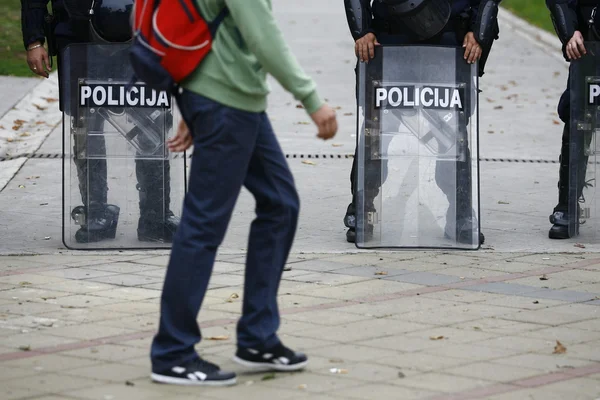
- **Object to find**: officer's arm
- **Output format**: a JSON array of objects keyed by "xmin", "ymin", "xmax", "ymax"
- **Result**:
[
  {"xmin": 546, "ymin": 0, "xmax": 578, "ymax": 45},
  {"xmin": 21, "ymin": 0, "xmax": 50, "ymax": 50},
  {"xmin": 471, "ymin": 0, "xmax": 502, "ymax": 49},
  {"xmin": 344, "ymin": 0, "xmax": 375, "ymax": 41}
]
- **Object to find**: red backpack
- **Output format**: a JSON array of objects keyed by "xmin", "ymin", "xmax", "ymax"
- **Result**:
[{"xmin": 129, "ymin": 0, "xmax": 228, "ymax": 92}]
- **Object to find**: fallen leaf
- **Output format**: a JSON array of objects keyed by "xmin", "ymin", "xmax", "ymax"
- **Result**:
[
  {"xmin": 488, "ymin": 130, "xmax": 495, "ymax": 134},
  {"xmin": 302, "ymin": 160, "xmax": 316, "ymax": 166},
  {"xmin": 18, "ymin": 185, "xmax": 25, "ymax": 188},
  {"xmin": 329, "ymin": 358, "xmax": 344, "ymax": 363},
  {"xmin": 344, "ymin": 112, "xmax": 354, "ymax": 116},
  {"xmin": 473, "ymin": 326, "xmax": 482, "ymax": 331},
  {"xmin": 295, "ymin": 104, "xmax": 304, "ymax": 109},
  {"xmin": 554, "ymin": 71, "xmax": 561, "ymax": 77},
  {"xmin": 553, "ymin": 120, "xmax": 561, "ymax": 125},
  {"xmin": 44, "ymin": 237, "xmax": 51, "ymax": 240},
  {"xmin": 398, "ymin": 371, "xmax": 406, "ymax": 378},
  {"xmin": 125, "ymin": 381, "xmax": 135, "ymax": 386},
  {"xmin": 226, "ymin": 293, "xmax": 239, "ymax": 303},
  {"xmin": 553, "ymin": 340, "xmax": 567, "ymax": 354},
  {"xmin": 18, "ymin": 345, "xmax": 31, "ymax": 351},
  {"xmin": 6, "ymin": 138, "xmax": 14, "ymax": 142},
  {"xmin": 19, "ymin": 282, "xmax": 32, "ymax": 286},
  {"xmin": 19, "ymin": 132, "xmax": 30, "ymax": 137},
  {"xmin": 374, "ymin": 271, "xmax": 388, "ymax": 276},
  {"xmin": 540, "ymin": 275, "xmax": 549, "ymax": 281},
  {"xmin": 91, "ymin": 348, "xmax": 99, "ymax": 353},
  {"xmin": 486, "ymin": 97, "xmax": 495, "ymax": 103},
  {"xmin": 575, "ymin": 243, "xmax": 586, "ymax": 249},
  {"xmin": 499, "ymin": 85, "xmax": 509, "ymax": 91},
  {"xmin": 332, "ymin": 143, "xmax": 344, "ymax": 147},
  {"xmin": 494, "ymin": 105, "xmax": 504, "ymax": 110},
  {"xmin": 35, "ymin": 121, "xmax": 45, "ymax": 125},
  {"xmin": 33, "ymin": 104, "xmax": 47, "ymax": 111},
  {"xmin": 533, "ymin": 301, "xmax": 540, "ymax": 304},
  {"xmin": 245, "ymin": 380, "xmax": 254, "ymax": 385},
  {"xmin": 329, "ymin": 368, "xmax": 348, "ymax": 374},
  {"xmin": 334, "ymin": 106, "xmax": 342, "ymax": 110},
  {"xmin": 497, "ymin": 201, "xmax": 510, "ymax": 205},
  {"xmin": 40, "ymin": 297, "xmax": 56, "ymax": 301},
  {"xmin": 429, "ymin": 335, "xmax": 445, "ymax": 340},
  {"xmin": 261, "ymin": 373, "xmax": 276, "ymax": 381},
  {"xmin": 42, "ymin": 97, "xmax": 59, "ymax": 103},
  {"xmin": 13, "ymin": 119, "xmax": 26, "ymax": 125},
  {"xmin": 295, "ymin": 121, "xmax": 310, "ymax": 125},
  {"xmin": 298, "ymin": 384, "xmax": 307, "ymax": 389},
  {"xmin": 206, "ymin": 335, "xmax": 229, "ymax": 341}
]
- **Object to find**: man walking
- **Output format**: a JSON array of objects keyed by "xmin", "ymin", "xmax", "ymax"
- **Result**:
[{"xmin": 150, "ymin": 0, "xmax": 338, "ymax": 386}]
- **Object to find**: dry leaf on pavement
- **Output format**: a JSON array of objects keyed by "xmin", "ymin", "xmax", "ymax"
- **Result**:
[
  {"xmin": 33, "ymin": 104, "xmax": 47, "ymax": 111},
  {"xmin": 574, "ymin": 243, "xmax": 586, "ymax": 249},
  {"xmin": 332, "ymin": 143, "xmax": 344, "ymax": 147},
  {"xmin": 553, "ymin": 120, "xmax": 561, "ymax": 125},
  {"xmin": 226, "ymin": 293, "xmax": 239, "ymax": 303},
  {"xmin": 553, "ymin": 340, "xmax": 567, "ymax": 354},
  {"xmin": 329, "ymin": 368, "xmax": 348, "ymax": 374},
  {"xmin": 42, "ymin": 97, "xmax": 59, "ymax": 103},
  {"xmin": 374, "ymin": 271, "xmax": 388, "ymax": 276},
  {"xmin": 302, "ymin": 160, "xmax": 316, "ymax": 166},
  {"xmin": 429, "ymin": 335, "xmax": 445, "ymax": 340},
  {"xmin": 298, "ymin": 384, "xmax": 307, "ymax": 389},
  {"xmin": 539, "ymin": 275, "xmax": 549, "ymax": 281},
  {"xmin": 206, "ymin": 335, "xmax": 229, "ymax": 341}
]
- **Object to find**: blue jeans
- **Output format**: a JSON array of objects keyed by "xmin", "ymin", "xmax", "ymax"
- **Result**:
[{"xmin": 150, "ymin": 90, "xmax": 300, "ymax": 372}]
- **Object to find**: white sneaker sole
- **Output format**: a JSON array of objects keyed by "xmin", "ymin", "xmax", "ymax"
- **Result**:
[
  {"xmin": 151, "ymin": 373, "xmax": 237, "ymax": 386},
  {"xmin": 232, "ymin": 356, "xmax": 308, "ymax": 372}
]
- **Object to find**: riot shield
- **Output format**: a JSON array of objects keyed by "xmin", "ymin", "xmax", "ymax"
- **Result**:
[
  {"xmin": 569, "ymin": 42, "xmax": 600, "ymax": 241},
  {"xmin": 356, "ymin": 45, "xmax": 480, "ymax": 249},
  {"xmin": 62, "ymin": 43, "xmax": 186, "ymax": 250}
]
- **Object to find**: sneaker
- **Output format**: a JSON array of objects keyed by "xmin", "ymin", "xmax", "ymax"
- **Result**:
[
  {"xmin": 233, "ymin": 343, "xmax": 308, "ymax": 372},
  {"xmin": 151, "ymin": 358, "xmax": 237, "ymax": 386}
]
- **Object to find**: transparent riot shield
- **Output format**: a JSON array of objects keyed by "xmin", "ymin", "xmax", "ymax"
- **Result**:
[
  {"xmin": 62, "ymin": 43, "xmax": 186, "ymax": 249},
  {"xmin": 356, "ymin": 45, "xmax": 480, "ymax": 249},
  {"xmin": 569, "ymin": 42, "xmax": 600, "ymax": 241}
]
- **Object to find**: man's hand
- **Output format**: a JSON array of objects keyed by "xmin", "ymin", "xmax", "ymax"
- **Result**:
[
  {"xmin": 26, "ymin": 42, "xmax": 51, "ymax": 78},
  {"xmin": 310, "ymin": 104, "xmax": 338, "ymax": 140},
  {"xmin": 462, "ymin": 32, "xmax": 482, "ymax": 64},
  {"xmin": 168, "ymin": 120, "xmax": 193, "ymax": 152},
  {"xmin": 566, "ymin": 31, "xmax": 586, "ymax": 60},
  {"xmin": 355, "ymin": 32, "xmax": 380, "ymax": 63}
]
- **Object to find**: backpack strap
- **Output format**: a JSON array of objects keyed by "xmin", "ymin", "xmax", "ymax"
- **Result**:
[{"xmin": 209, "ymin": 7, "xmax": 229, "ymax": 36}]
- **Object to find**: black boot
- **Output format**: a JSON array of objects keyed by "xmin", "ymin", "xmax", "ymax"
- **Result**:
[
  {"xmin": 548, "ymin": 125, "xmax": 589, "ymax": 239},
  {"xmin": 343, "ymin": 201, "xmax": 375, "ymax": 243},
  {"xmin": 72, "ymin": 202, "xmax": 120, "ymax": 243},
  {"xmin": 136, "ymin": 159, "xmax": 180, "ymax": 243}
]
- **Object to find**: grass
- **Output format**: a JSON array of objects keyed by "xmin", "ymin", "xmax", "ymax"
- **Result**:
[
  {"xmin": 0, "ymin": 0, "xmax": 554, "ymax": 77},
  {"xmin": 502, "ymin": 0, "xmax": 555, "ymax": 33}
]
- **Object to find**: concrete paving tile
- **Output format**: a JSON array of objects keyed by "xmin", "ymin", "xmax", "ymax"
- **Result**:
[
  {"xmin": 1, "ymin": 331, "xmax": 78, "ymax": 351},
  {"xmin": 33, "ymin": 280, "xmax": 118, "ymax": 294},
  {"xmin": 85, "ymin": 262, "xmax": 164, "ymax": 274},
  {"xmin": 449, "ymin": 319, "xmax": 546, "ymax": 336},
  {"xmin": 550, "ymin": 303, "xmax": 600, "ymax": 315},
  {"xmin": 536, "ymin": 378, "xmax": 600, "ymax": 398},
  {"xmin": 377, "ymin": 259, "xmax": 452, "ymax": 272},
  {"xmin": 509, "ymin": 254, "xmax": 582, "ymax": 266},
  {"xmin": 282, "ymin": 308, "xmax": 369, "ymax": 326},
  {"xmin": 462, "ymin": 282, "xmax": 541, "ymax": 296},
  {"xmin": 354, "ymin": 334, "xmax": 450, "ymax": 353},
  {"xmin": 330, "ymin": 383, "xmax": 442, "ymax": 400},
  {"xmin": 52, "ymin": 294, "xmax": 124, "ymax": 309},
  {"xmin": 280, "ymin": 272, "xmax": 371, "ymax": 286},
  {"xmin": 64, "ymin": 382, "xmax": 165, "ymax": 400},
  {"xmin": 403, "ymin": 326, "xmax": 500, "ymax": 344},
  {"xmin": 205, "ymin": 273, "xmax": 245, "ymax": 288},
  {"xmin": 37, "ymin": 268, "xmax": 120, "ymax": 280},
  {"xmin": 491, "ymin": 353, "xmax": 593, "ymax": 372},
  {"xmin": 120, "ymin": 355, "xmax": 150, "ymax": 368},
  {"xmin": 307, "ymin": 343, "xmax": 399, "ymax": 363},
  {"xmin": 40, "ymin": 308, "xmax": 131, "ymax": 325},
  {"xmin": 259, "ymin": 370, "xmax": 365, "ymax": 394},
  {"xmin": 419, "ymin": 253, "xmax": 496, "ymax": 267},
  {"xmin": 398, "ymin": 371, "xmax": 494, "ymax": 393},
  {"xmin": 479, "ymin": 294, "xmax": 569, "ymax": 310},
  {"xmin": 296, "ymin": 318, "xmax": 432, "ymax": 343},
  {"xmin": 518, "ymin": 326, "xmax": 600, "ymax": 345},
  {"xmin": 327, "ymin": 265, "xmax": 410, "ymax": 279},
  {"xmin": 374, "ymin": 352, "xmax": 470, "ymax": 372},
  {"xmin": 26, "ymin": 396, "xmax": 87, "ymax": 400},
  {"xmin": 422, "ymin": 343, "xmax": 524, "ymax": 362},
  {"xmin": 384, "ymin": 271, "xmax": 465, "ymax": 286},
  {"xmin": 390, "ymin": 306, "xmax": 483, "ymax": 326},
  {"xmin": 319, "ymin": 254, "xmax": 390, "ymax": 267},
  {"xmin": 286, "ymin": 259, "xmax": 368, "ymax": 272},
  {"xmin": 118, "ymin": 337, "xmax": 152, "ymax": 349},
  {"xmin": 521, "ymin": 288, "xmax": 598, "ymax": 303},
  {"xmin": 90, "ymin": 300, "xmax": 159, "ymax": 315},
  {"xmin": 128, "ymin": 255, "xmax": 170, "ymax": 267},
  {"xmin": 336, "ymin": 296, "xmax": 461, "ymax": 319},
  {"xmin": 0, "ymin": 354, "xmax": 99, "ymax": 373},
  {"xmin": 0, "ymin": 364, "xmax": 36, "ymax": 381},
  {"xmin": 484, "ymin": 387, "xmax": 589, "ymax": 400},
  {"xmin": 315, "ymin": 361, "xmax": 414, "ymax": 383},
  {"xmin": 546, "ymin": 269, "xmax": 600, "ymax": 283},
  {"xmin": 0, "ymin": 257, "xmax": 51, "ymax": 268},
  {"xmin": 476, "ymin": 260, "xmax": 548, "ymax": 274},
  {"xmin": 475, "ymin": 335, "xmax": 556, "ymax": 353},
  {"xmin": 275, "ymin": 334, "xmax": 338, "ymax": 352},
  {"xmin": 127, "ymin": 268, "xmax": 168, "ymax": 278},
  {"xmin": 1, "ymin": 385, "xmax": 45, "ymax": 400},
  {"xmin": 10, "ymin": 373, "xmax": 104, "ymax": 392},
  {"xmin": 91, "ymin": 287, "xmax": 161, "ymax": 301},
  {"xmin": 62, "ymin": 344, "xmax": 148, "ymax": 362},
  {"xmin": 564, "ymin": 319, "xmax": 600, "ymax": 332},
  {"xmin": 562, "ymin": 340, "xmax": 600, "ymax": 362},
  {"xmin": 64, "ymin": 362, "xmax": 148, "ymax": 382},
  {"xmin": 509, "ymin": 276, "xmax": 586, "ymax": 291},
  {"xmin": 567, "ymin": 282, "xmax": 600, "ymax": 294},
  {"xmin": 200, "ymin": 384, "xmax": 304, "ymax": 400},
  {"xmin": 96, "ymin": 315, "xmax": 157, "ymax": 331},
  {"xmin": 419, "ymin": 289, "xmax": 504, "ymax": 303},
  {"xmin": 42, "ymin": 323, "xmax": 136, "ymax": 341},
  {"xmin": 0, "ymin": 273, "xmax": 65, "ymax": 286},
  {"xmin": 0, "ymin": 287, "xmax": 73, "ymax": 301},
  {"xmin": 438, "ymin": 266, "xmax": 508, "ymax": 279},
  {"xmin": 499, "ymin": 308, "xmax": 597, "ymax": 326},
  {"xmin": 137, "ymin": 282, "xmax": 164, "ymax": 291},
  {"xmin": 0, "ymin": 299, "xmax": 62, "ymax": 316},
  {"xmin": 445, "ymin": 361, "xmax": 544, "ymax": 382},
  {"xmin": 83, "ymin": 274, "xmax": 163, "ymax": 287},
  {"xmin": 0, "ymin": 314, "xmax": 74, "ymax": 331},
  {"xmin": 296, "ymin": 279, "xmax": 423, "ymax": 301}
]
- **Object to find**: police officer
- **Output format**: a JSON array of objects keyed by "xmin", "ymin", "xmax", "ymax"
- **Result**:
[
  {"xmin": 343, "ymin": 0, "xmax": 500, "ymax": 244},
  {"xmin": 546, "ymin": 0, "xmax": 599, "ymax": 239},
  {"xmin": 21, "ymin": 0, "xmax": 179, "ymax": 244}
]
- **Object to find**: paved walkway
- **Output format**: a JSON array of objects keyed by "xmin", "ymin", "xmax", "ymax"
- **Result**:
[{"xmin": 1, "ymin": 4, "xmax": 600, "ymax": 400}]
